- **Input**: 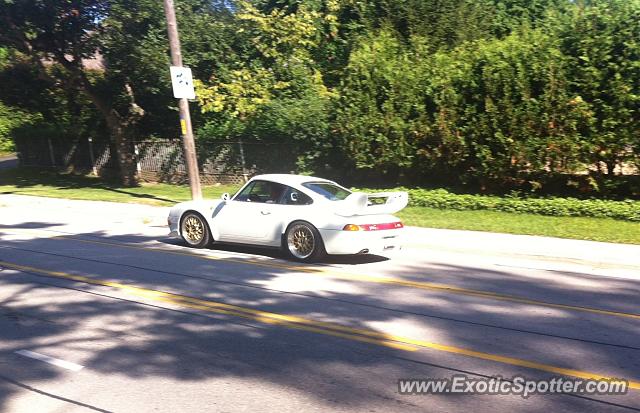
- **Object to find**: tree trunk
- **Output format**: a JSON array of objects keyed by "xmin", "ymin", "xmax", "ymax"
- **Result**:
[
  {"xmin": 111, "ymin": 122, "xmax": 138, "ymax": 187},
  {"xmin": 78, "ymin": 74, "xmax": 139, "ymax": 186},
  {"xmin": 605, "ymin": 158, "xmax": 617, "ymax": 176}
]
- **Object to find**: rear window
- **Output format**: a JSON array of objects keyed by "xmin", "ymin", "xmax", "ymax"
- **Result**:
[{"xmin": 302, "ymin": 182, "xmax": 351, "ymax": 201}]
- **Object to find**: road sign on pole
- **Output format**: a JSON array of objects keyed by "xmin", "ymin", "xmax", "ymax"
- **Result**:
[
  {"xmin": 169, "ymin": 66, "xmax": 196, "ymax": 99},
  {"xmin": 163, "ymin": 0, "xmax": 202, "ymax": 201}
]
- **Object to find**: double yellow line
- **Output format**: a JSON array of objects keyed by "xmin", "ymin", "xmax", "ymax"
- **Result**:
[
  {"xmin": 1, "ymin": 259, "xmax": 639, "ymax": 390},
  {"xmin": 0, "ymin": 260, "xmax": 416, "ymax": 352},
  {"xmin": 4, "ymin": 228, "xmax": 639, "ymax": 321}
]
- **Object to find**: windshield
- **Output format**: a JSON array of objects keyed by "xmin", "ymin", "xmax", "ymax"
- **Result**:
[{"xmin": 302, "ymin": 182, "xmax": 351, "ymax": 201}]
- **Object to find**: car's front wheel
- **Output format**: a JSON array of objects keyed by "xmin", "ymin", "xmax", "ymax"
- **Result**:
[
  {"xmin": 284, "ymin": 221, "xmax": 325, "ymax": 262},
  {"xmin": 180, "ymin": 212, "xmax": 211, "ymax": 248}
]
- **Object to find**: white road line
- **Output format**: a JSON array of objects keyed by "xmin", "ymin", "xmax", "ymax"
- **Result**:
[{"xmin": 15, "ymin": 349, "xmax": 85, "ymax": 372}]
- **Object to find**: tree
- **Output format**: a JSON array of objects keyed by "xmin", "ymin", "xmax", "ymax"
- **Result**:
[
  {"xmin": 196, "ymin": 0, "xmax": 334, "ymax": 171},
  {"xmin": 0, "ymin": 0, "xmax": 226, "ymax": 185},
  {"xmin": 0, "ymin": 1, "xmax": 139, "ymax": 184},
  {"xmin": 333, "ymin": 29, "xmax": 429, "ymax": 176},
  {"xmin": 434, "ymin": 29, "xmax": 592, "ymax": 186},
  {"xmin": 559, "ymin": 0, "xmax": 640, "ymax": 175}
]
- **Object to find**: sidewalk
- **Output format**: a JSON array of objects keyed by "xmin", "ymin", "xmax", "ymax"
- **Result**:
[{"xmin": 403, "ymin": 226, "xmax": 640, "ymax": 279}]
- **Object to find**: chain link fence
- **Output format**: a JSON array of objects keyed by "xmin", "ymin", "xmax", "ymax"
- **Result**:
[{"xmin": 15, "ymin": 136, "xmax": 298, "ymax": 185}]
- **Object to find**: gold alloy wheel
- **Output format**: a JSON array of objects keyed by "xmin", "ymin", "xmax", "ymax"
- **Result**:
[
  {"xmin": 182, "ymin": 215, "xmax": 204, "ymax": 244},
  {"xmin": 287, "ymin": 224, "xmax": 316, "ymax": 259}
]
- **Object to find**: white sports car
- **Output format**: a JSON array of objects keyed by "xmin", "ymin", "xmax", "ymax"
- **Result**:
[{"xmin": 167, "ymin": 174, "xmax": 408, "ymax": 262}]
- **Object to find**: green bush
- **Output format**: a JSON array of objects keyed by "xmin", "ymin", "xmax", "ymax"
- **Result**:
[
  {"xmin": 356, "ymin": 187, "xmax": 640, "ymax": 222},
  {"xmin": 0, "ymin": 137, "xmax": 13, "ymax": 153},
  {"xmin": 0, "ymin": 101, "xmax": 41, "ymax": 154}
]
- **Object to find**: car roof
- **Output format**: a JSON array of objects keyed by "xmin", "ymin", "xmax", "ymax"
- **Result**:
[{"xmin": 250, "ymin": 174, "xmax": 335, "ymax": 187}]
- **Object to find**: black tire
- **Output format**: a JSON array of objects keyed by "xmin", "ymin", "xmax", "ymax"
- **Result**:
[
  {"xmin": 284, "ymin": 221, "xmax": 326, "ymax": 262},
  {"xmin": 180, "ymin": 212, "xmax": 211, "ymax": 248}
]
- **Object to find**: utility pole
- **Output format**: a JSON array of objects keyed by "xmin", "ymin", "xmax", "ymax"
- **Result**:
[{"xmin": 163, "ymin": 0, "xmax": 202, "ymax": 200}]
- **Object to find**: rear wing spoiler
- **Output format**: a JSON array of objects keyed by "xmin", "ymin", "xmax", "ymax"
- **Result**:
[{"xmin": 334, "ymin": 191, "xmax": 409, "ymax": 217}]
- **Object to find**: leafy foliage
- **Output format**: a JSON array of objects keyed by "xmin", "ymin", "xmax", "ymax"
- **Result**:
[
  {"xmin": 558, "ymin": 0, "xmax": 640, "ymax": 175},
  {"xmin": 0, "ymin": 102, "xmax": 23, "ymax": 152},
  {"xmin": 333, "ymin": 29, "xmax": 428, "ymax": 172},
  {"xmin": 0, "ymin": 0, "xmax": 638, "ymax": 195}
]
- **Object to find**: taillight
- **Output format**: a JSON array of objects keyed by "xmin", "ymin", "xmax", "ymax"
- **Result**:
[{"xmin": 342, "ymin": 222, "xmax": 403, "ymax": 231}]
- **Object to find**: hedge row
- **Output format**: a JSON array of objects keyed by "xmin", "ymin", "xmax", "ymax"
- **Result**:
[{"xmin": 358, "ymin": 188, "xmax": 640, "ymax": 222}]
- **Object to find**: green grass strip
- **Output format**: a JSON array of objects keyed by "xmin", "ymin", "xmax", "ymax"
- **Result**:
[{"xmin": 397, "ymin": 207, "xmax": 640, "ymax": 244}]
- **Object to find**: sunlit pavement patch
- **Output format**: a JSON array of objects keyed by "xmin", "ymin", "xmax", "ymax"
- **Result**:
[{"xmin": 15, "ymin": 349, "xmax": 84, "ymax": 372}]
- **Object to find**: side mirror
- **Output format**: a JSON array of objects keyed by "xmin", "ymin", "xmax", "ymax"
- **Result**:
[
  {"xmin": 221, "ymin": 193, "xmax": 230, "ymax": 201},
  {"xmin": 290, "ymin": 192, "xmax": 298, "ymax": 203}
]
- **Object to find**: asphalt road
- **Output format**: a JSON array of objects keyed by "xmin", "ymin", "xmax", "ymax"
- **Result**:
[{"xmin": 0, "ymin": 195, "xmax": 639, "ymax": 413}]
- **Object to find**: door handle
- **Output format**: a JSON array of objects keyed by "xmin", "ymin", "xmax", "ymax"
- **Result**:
[{"xmin": 261, "ymin": 210, "xmax": 271, "ymax": 215}]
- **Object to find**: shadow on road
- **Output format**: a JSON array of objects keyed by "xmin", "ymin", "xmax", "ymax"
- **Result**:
[
  {"xmin": 0, "ymin": 222, "xmax": 62, "ymax": 230},
  {"xmin": 160, "ymin": 238, "xmax": 390, "ymax": 265}
]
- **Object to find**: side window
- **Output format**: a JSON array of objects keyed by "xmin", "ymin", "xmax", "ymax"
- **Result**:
[
  {"xmin": 234, "ymin": 182, "xmax": 255, "ymax": 202},
  {"xmin": 234, "ymin": 181, "xmax": 286, "ymax": 203},
  {"xmin": 264, "ymin": 182, "xmax": 286, "ymax": 204},
  {"xmin": 248, "ymin": 181, "xmax": 270, "ymax": 203},
  {"xmin": 281, "ymin": 186, "xmax": 313, "ymax": 205}
]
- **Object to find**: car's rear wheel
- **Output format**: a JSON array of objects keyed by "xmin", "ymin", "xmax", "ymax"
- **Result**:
[
  {"xmin": 285, "ymin": 221, "xmax": 325, "ymax": 262},
  {"xmin": 180, "ymin": 212, "xmax": 211, "ymax": 248}
]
